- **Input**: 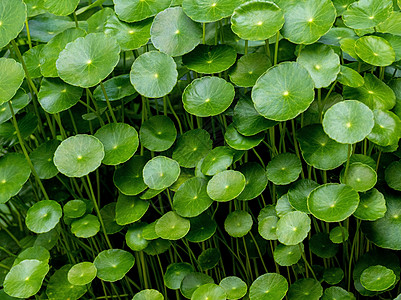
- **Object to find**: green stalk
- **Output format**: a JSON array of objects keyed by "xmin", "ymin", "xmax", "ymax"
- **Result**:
[
  {"xmin": 273, "ymin": 31, "xmax": 280, "ymax": 65},
  {"xmin": 100, "ymin": 82, "xmax": 118, "ymax": 123}
]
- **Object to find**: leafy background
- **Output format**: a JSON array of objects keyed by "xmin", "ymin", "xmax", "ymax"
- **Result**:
[{"xmin": 1, "ymin": 0, "xmax": 401, "ymax": 299}]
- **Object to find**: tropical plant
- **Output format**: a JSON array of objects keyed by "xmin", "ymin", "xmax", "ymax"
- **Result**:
[{"xmin": 1, "ymin": 0, "xmax": 401, "ymax": 299}]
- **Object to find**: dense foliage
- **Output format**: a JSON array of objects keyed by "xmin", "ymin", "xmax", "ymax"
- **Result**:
[{"xmin": 1, "ymin": 0, "xmax": 401, "ymax": 299}]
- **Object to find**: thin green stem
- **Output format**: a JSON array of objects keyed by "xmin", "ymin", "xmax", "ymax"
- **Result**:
[{"xmin": 100, "ymin": 82, "xmax": 118, "ymax": 123}]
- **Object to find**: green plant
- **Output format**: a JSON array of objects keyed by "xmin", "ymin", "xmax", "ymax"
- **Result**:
[{"xmin": 1, "ymin": 0, "xmax": 401, "ymax": 299}]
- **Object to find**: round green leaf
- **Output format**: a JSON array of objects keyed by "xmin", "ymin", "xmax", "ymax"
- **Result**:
[
  {"xmin": 229, "ymin": 53, "xmax": 272, "ymax": 88},
  {"xmin": 309, "ymin": 232, "xmax": 338, "ymax": 258},
  {"xmin": 322, "ymin": 100, "xmax": 374, "ymax": 144},
  {"xmin": 249, "ymin": 273, "xmax": 288, "ymax": 300},
  {"xmin": 231, "ymin": 0, "xmax": 284, "ymax": 41},
  {"xmin": 172, "ymin": 129, "xmax": 212, "ymax": 168},
  {"xmin": 93, "ymin": 74, "xmax": 136, "ymax": 102},
  {"xmin": 68, "ymin": 262, "xmax": 97, "ymax": 286},
  {"xmin": 38, "ymin": 78, "xmax": 82, "ymax": 114},
  {"xmin": 355, "ymin": 36, "xmax": 395, "ymax": 67},
  {"xmin": 385, "ymin": 160, "xmax": 401, "ymax": 191},
  {"xmin": 0, "ymin": 153, "xmax": 31, "ymax": 204},
  {"xmin": 113, "ymin": 0, "xmax": 171, "ymax": 22},
  {"xmin": 155, "ymin": 211, "xmax": 190, "ymax": 240},
  {"xmin": 276, "ymin": 211, "xmax": 311, "ymax": 245},
  {"xmin": 4, "ymin": 260, "xmax": 49, "ymax": 299},
  {"xmin": 104, "ymin": 14, "xmax": 151, "ymax": 51},
  {"xmin": 186, "ymin": 212, "xmax": 217, "ymax": 243},
  {"xmin": 63, "ymin": 200, "xmax": 86, "ymax": 219},
  {"xmin": 173, "ymin": 177, "xmax": 212, "ymax": 218},
  {"xmin": 308, "ymin": 183, "xmax": 360, "ymax": 222},
  {"xmin": 343, "ymin": 0, "xmax": 393, "ymax": 29},
  {"xmin": 258, "ymin": 216, "xmax": 278, "ymax": 240},
  {"xmin": 288, "ymin": 278, "xmax": 323, "ymax": 300},
  {"xmin": 113, "ymin": 156, "xmax": 148, "ymax": 195},
  {"xmin": 323, "ymin": 267, "xmax": 344, "ymax": 285},
  {"xmin": 130, "ymin": 51, "xmax": 177, "ymax": 98},
  {"xmin": 232, "ymin": 96, "xmax": 277, "ymax": 136},
  {"xmin": 0, "ymin": 89, "xmax": 30, "ymax": 125},
  {"xmin": 297, "ymin": 44, "xmax": 340, "ymax": 88},
  {"xmin": 56, "ymin": 33, "xmax": 120, "ymax": 88},
  {"xmin": 237, "ymin": 162, "xmax": 268, "ymax": 201},
  {"xmin": 14, "ymin": 246, "xmax": 50, "ymax": 266},
  {"xmin": 182, "ymin": 44, "xmax": 237, "ymax": 74},
  {"xmin": 367, "ymin": 109, "xmax": 401, "ymax": 146},
  {"xmin": 329, "ymin": 226, "xmax": 349, "ymax": 244},
  {"xmin": 276, "ymin": 194, "xmax": 296, "ymax": 217},
  {"xmin": 192, "ymin": 283, "xmax": 226, "ymax": 300},
  {"xmin": 343, "ymin": 74, "xmax": 396, "ymax": 111},
  {"xmin": 30, "ymin": 139, "xmax": 60, "ymax": 180},
  {"xmin": 266, "ymin": 153, "xmax": 302, "ymax": 185},
  {"xmin": 126, "ymin": 222, "xmax": 149, "ymax": 251},
  {"xmin": 207, "ymin": 170, "xmax": 246, "ymax": 202},
  {"xmin": 288, "ymin": 179, "xmax": 319, "ymax": 213},
  {"xmin": 340, "ymin": 162, "xmax": 377, "ymax": 192},
  {"xmin": 319, "ymin": 27, "xmax": 357, "ymax": 46},
  {"xmin": 94, "ymin": 123, "xmax": 138, "ymax": 166},
  {"xmin": 140, "ymin": 115, "xmax": 177, "ymax": 152},
  {"xmin": 180, "ymin": 272, "xmax": 214, "ymax": 299},
  {"xmin": 43, "ymin": 0, "xmax": 79, "ymax": 16},
  {"xmin": 26, "ymin": 200, "xmax": 62, "ymax": 234},
  {"xmin": 0, "ymin": 0, "xmax": 27, "ymax": 49},
  {"xmin": 39, "ymin": 27, "xmax": 86, "ymax": 78},
  {"xmin": 94, "ymin": 249, "xmax": 135, "ymax": 282},
  {"xmin": 151, "ymin": 7, "xmax": 202, "ymax": 57},
  {"xmin": 133, "ymin": 289, "xmax": 164, "ymax": 300},
  {"xmin": 182, "ymin": 76, "xmax": 235, "ymax": 117},
  {"xmin": 143, "ymin": 156, "xmax": 180, "ymax": 190},
  {"xmin": 298, "ymin": 124, "xmax": 349, "ymax": 170},
  {"xmin": 71, "ymin": 214, "xmax": 100, "ymax": 238},
  {"xmin": 23, "ymin": 44, "xmax": 44, "ymax": 79},
  {"xmin": 198, "ymin": 248, "xmax": 220, "ymax": 270},
  {"xmin": 360, "ymin": 265, "xmax": 396, "ymax": 291},
  {"xmin": 54, "ymin": 134, "xmax": 105, "ymax": 178},
  {"xmin": 219, "ymin": 276, "xmax": 247, "ymax": 300},
  {"xmin": 278, "ymin": 0, "xmax": 336, "ymax": 44},
  {"xmin": 182, "ymin": 0, "xmax": 244, "ymax": 23},
  {"xmin": 251, "ymin": 62, "xmax": 315, "ymax": 121},
  {"xmin": 361, "ymin": 193, "xmax": 401, "ymax": 249},
  {"xmin": 273, "ymin": 244, "xmax": 302, "ymax": 267},
  {"xmin": 201, "ymin": 146, "xmax": 234, "ymax": 176},
  {"xmin": 224, "ymin": 210, "xmax": 253, "ymax": 238},
  {"xmin": 322, "ymin": 286, "xmax": 355, "ymax": 300},
  {"xmin": 224, "ymin": 123, "xmax": 264, "ymax": 151},
  {"xmin": 337, "ymin": 65, "xmax": 365, "ymax": 88},
  {"xmin": 116, "ymin": 194, "xmax": 149, "ymax": 225},
  {"xmin": 0, "ymin": 58, "xmax": 25, "ymax": 105},
  {"xmin": 164, "ymin": 263, "xmax": 195, "ymax": 290}
]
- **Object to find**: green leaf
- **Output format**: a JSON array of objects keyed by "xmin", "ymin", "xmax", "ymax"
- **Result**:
[
  {"xmin": 113, "ymin": 0, "xmax": 171, "ymax": 22},
  {"xmin": 322, "ymin": 100, "xmax": 374, "ymax": 144},
  {"xmin": 4, "ymin": 260, "xmax": 49, "ymax": 299},
  {"xmin": 266, "ymin": 153, "xmax": 302, "ymax": 185},
  {"xmin": 68, "ymin": 262, "xmax": 97, "ymax": 286},
  {"xmin": 249, "ymin": 273, "xmax": 288, "ymax": 300},
  {"xmin": 287, "ymin": 278, "xmax": 323, "ymax": 300},
  {"xmin": 237, "ymin": 162, "xmax": 268, "ymax": 201},
  {"xmin": 180, "ymin": 272, "xmax": 214, "ymax": 299},
  {"xmin": 46, "ymin": 265, "xmax": 87, "ymax": 300},
  {"xmin": 276, "ymin": 211, "xmax": 311, "ymax": 245},
  {"xmin": 340, "ymin": 162, "xmax": 377, "ymax": 192},
  {"xmin": 164, "ymin": 263, "xmax": 195, "ymax": 290},
  {"xmin": 355, "ymin": 36, "xmax": 395, "ymax": 67},
  {"xmin": 258, "ymin": 216, "xmax": 278, "ymax": 240},
  {"xmin": 323, "ymin": 267, "xmax": 344, "ymax": 285},
  {"xmin": 201, "ymin": 146, "xmax": 234, "ymax": 176},
  {"xmin": 252, "ymin": 62, "xmax": 315, "ymax": 121},
  {"xmin": 93, "ymin": 74, "xmax": 136, "ymax": 102},
  {"xmin": 143, "ymin": 156, "xmax": 180, "ymax": 190},
  {"xmin": 56, "ymin": 33, "xmax": 120, "ymax": 88},
  {"xmin": 71, "ymin": 214, "xmax": 100, "ymax": 238},
  {"xmin": 219, "ymin": 276, "xmax": 248, "ymax": 300},
  {"xmin": 130, "ymin": 51, "xmax": 178, "ymax": 98},
  {"xmin": 385, "ymin": 161, "xmax": 401, "ymax": 191},
  {"xmin": 140, "ymin": 115, "xmax": 177, "ymax": 152},
  {"xmin": 173, "ymin": 177, "xmax": 212, "ymax": 218},
  {"xmin": 0, "ymin": 0, "xmax": 27, "ymax": 48},
  {"xmin": 343, "ymin": 0, "xmax": 393, "ymax": 29},
  {"xmin": 231, "ymin": 0, "xmax": 284, "ymax": 41},
  {"xmin": 155, "ymin": 211, "xmax": 190, "ymax": 240},
  {"xmin": 133, "ymin": 289, "xmax": 164, "ymax": 300},
  {"xmin": 322, "ymin": 286, "xmax": 355, "ymax": 300},
  {"xmin": 207, "ymin": 170, "xmax": 246, "ymax": 202},
  {"xmin": 26, "ymin": 200, "xmax": 62, "ymax": 233},
  {"xmin": 224, "ymin": 123, "xmax": 264, "ymax": 151},
  {"xmin": 273, "ymin": 244, "xmax": 303, "ymax": 267},
  {"xmin": 63, "ymin": 200, "xmax": 86, "ymax": 219},
  {"xmin": 0, "ymin": 153, "xmax": 31, "ymax": 204},
  {"xmin": 367, "ymin": 109, "xmax": 401, "ymax": 146},
  {"xmin": 224, "ymin": 210, "xmax": 253, "ymax": 238},
  {"xmin": 297, "ymin": 44, "xmax": 340, "ymax": 88},
  {"xmin": 337, "ymin": 65, "xmax": 365, "ymax": 88},
  {"xmin": 309, "ymin": 232, "xmax": 338, "ymax": 258},
  {"xmin": 14, "ymin": 246, "xmax": 50, "ymax": 266},
  {"xmin": 288, "ymin": 179, "xmax": 319, "ymax": 213},
  {"xmin": 186, "ymin": 212, "xmax": 217, "ymax": 243},
  {"xmin": 277, "ymin": 0, "xmax": 336, "ymax": 44},
  {"xmin": 192, "ymin": 283, "xmax": 226, "ymax": 300},
  {"xmin": 29, "ymin": 139, "xmax": 60, "ymax": 179},
  {"xmin": 22, "ymin": 44, "xmax": 44, "ymax": 79},
  {"xmin": 54, "ymin": 134, "xmax": 105, "ymax": 178},
  {"xmin": 151, "ymin": 7, "xmax": 202, "ymax": 57},
  {"xmin": 360, "ymin": 265, "xmax": 396, "ymax": 291},
  {"xmin": 38, "ymin": 78, "xmax": 82, "ymax": 114},
  {"xmin": 95, "ymin": 123, "xmax": 139, "ymax": 166},
  {"xmin": 0, "ymin": 58, "xmax": 25, "ymax": 105},
  {"xmin": 0, "ymin": 89, "xmax": 30, "ymax": 125},
  {"xmin": 308, "ymin": 183, "xmax": 360, "ymax": 222},
  {"xmin": 94, "ymin": 249, "xmax": 135, "ymax": 282},
  {"xmin": 182, "ymin": 76, "xmax": 235, "ymax": 117},
  {"xmin": 198, "ymin": 248, "xmax": 220, "ymax": 270},
  {"xmin": 182, "ymin": 44, "xmax": 237, "ymax": 74},
  {"xmin": 182, "ymin": 0, "xmax": 244, "ymax": 23},
  {"xmin": 126, "ymin": 222, "xmax": 150, "ymax": 251},
  {"xmin": 116, "ymin": 194, "xmax": 149, "ymax": 225},
  {"xmin": 113, "ymin": 156, "xmax": 148, "ymax": 195},
  {"xmin": 43, "ymin": 0, "xmax": 79, "ymax": 16}
]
